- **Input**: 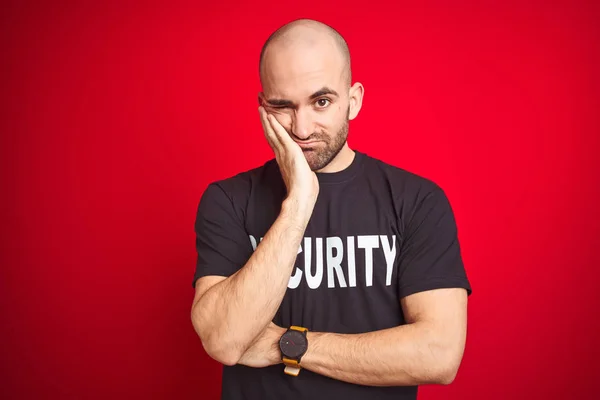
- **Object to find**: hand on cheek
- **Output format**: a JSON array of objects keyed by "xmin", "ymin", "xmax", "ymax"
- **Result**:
[{"xmin": 270, "ymin": 112, "xmax": 292, "ymax": 134}]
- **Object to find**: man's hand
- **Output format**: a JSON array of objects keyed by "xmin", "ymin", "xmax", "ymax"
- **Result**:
[
  {"xmin": 238, "ymin": 322, "xmax": 286, "ymax": 368},
  {"xmin": 258, "ymin": 106, "xmax": 319, "ymax": 207}
]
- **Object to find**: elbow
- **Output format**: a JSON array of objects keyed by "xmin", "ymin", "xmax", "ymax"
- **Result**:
[
  {"xmin": 417, "ymin": 337, "xmax": 463, "ymax": 386},
  {"xmin": 419, "ymin": 359, "xmax": 459, "ymax": 386},
  {"xmin": 436, "ymin": 364, "xmax": 459, "ymax": 385},
  {"xmin": 411, "ymin": 319, "xmax": 466, "ymax": 386},
  {"xmin": 191, "ymin": 306, "xmax": 242, "ymax": 366},
  {"xmin": 433, "ymin": 350, "xmax": 463, "ymax": 385},
  {"xmin": 202, "ymin": 339, "xmax": 242, "ymax": 366}
]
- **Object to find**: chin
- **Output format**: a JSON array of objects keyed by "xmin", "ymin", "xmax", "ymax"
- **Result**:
[{"xmin": 303, "ymin": 150, "xmax": 330, "ymax": 171}]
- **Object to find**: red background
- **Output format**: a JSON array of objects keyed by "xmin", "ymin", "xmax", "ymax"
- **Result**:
[{"xmin": 2, "ymin": 1, "xmax": 599, "ymax": 399}]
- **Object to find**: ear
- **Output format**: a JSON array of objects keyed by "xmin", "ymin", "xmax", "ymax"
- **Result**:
[{"xmin": 348, "ymin": 82, "xmax": 364, "ymax": 121}]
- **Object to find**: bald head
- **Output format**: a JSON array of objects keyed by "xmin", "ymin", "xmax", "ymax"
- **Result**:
[
  {"xmin": 259, "ymin": 19, "xmax": 351, "ymax": 86},
  {"xmin": 256, "ymin": 19, "xmax": 364, "ymax": 173}
]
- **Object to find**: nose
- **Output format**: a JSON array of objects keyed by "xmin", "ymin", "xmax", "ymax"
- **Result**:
[{"xmin": 291, "ymin": 109, "xmax": 313, "ymax": 140}]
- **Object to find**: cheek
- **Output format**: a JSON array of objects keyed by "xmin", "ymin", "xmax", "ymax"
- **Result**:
[
  {"xmin": 271, "ymin": 110, "xmax": 293, "ymax": 129},
  {"xmin": 318, "ymin": 107, "xmax": 344, "ymax": 130}
]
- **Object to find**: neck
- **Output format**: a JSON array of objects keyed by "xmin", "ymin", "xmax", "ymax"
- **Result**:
[{"xmin": 315, "ymin": 143, "xmax": 355, "ymax": 173}]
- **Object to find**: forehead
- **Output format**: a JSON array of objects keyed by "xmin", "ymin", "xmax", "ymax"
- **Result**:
[{"xmin": 262, "ymin": 40, "xmax": 345, "ymax": 100}]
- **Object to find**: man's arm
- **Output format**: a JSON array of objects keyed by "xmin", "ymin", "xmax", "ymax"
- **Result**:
[
  {"xmin": 296, "ymin": 185, "xmax": 471, "ymax": 385},
  {"xmin": 191, "ymin": 197, "xmax": 313, "ymax": 366},
  {"xmin": 190, "ymin": 107, "xmax": 318, "ymax": 366},
  {"xmin": 240, "ymin": 288, "xmax": 468, "ymax": 386},
  {"xmin": 300, "ymin": 288, "xmax": 468, "ymax": 386},
  {"xmin": 237, "ymin": 181, "xmax": 470, "ymax": 383}
]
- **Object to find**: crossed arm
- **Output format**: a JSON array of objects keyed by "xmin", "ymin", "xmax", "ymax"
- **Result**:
[
  {"xmin": 237, "ymin": 287, "xmax": 468, "ymax": 386},
  {"xmin": 191, "ymin": 180, "xmax": 469, "ymax": 386},
  {"xmin": 191, "ymin": 212, "xmax": 469, "ymax": 386},
  {"xmin": 193, "ymin": 270, "xmax": 468, "ymax": 387}
]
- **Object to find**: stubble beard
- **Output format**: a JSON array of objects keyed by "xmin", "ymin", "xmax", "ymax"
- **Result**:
[{"xmin": 304, "ymin": 108, "xmax": 351, "ymax": 171}]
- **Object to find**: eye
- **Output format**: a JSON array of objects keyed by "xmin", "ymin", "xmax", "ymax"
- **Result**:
[{"xmin": 315, "ymin": 98, "xmax": 331, "ymax": 109}]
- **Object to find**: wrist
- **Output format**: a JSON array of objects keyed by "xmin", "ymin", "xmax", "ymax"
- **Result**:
[
  {"xmin": 299, "ymin": 331, "xmax": 318, "ymax": 365},
  {"xmin": 281, "ymin": 196, "xmax": 315, "ymax": 227},
  {"xmin": 271, "ymin": 327, "xmax": 286, "ymax": 365}
]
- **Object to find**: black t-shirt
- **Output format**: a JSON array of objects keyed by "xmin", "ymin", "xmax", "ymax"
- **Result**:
[{"xmin": 193, "ymin": 150, "xmax": 472, "ymax": 400}]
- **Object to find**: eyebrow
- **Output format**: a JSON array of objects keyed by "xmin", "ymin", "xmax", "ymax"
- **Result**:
[
  {"xmin": 265, "ymin": 86, "xmax": 339, "ymax": 107},
  {"xmin": 309, "ymin": 87, "xmax": 339, "ymax": 99}
]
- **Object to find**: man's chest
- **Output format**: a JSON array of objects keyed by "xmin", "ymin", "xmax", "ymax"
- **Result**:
[
  {"xmin": 246, "ymin": 192, "xmax": 403, "ymax": 292},
  {"xmin": 244, "ymin": 190, "xmax": 405, "ymax": 331}
]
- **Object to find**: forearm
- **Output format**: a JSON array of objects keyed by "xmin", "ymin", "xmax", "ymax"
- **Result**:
[
  {"xmin": 195, "ymin": 197, "xmax": 313, "ymax": 364},
  {"xmin": 301, "ymin": 322, "xmax": 461, "ymax": 386}
]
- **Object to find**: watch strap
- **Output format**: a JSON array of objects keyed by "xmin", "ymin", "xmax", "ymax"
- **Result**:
[
  {"xmin": 283, "ymin": 357, "xmax": 301, "ymax": 376},
  {"xmin": 282, "ymin": 326, "xmax": 308, "ymax": 376},
  {"xmin": 289, "ymin": 325, "xmax": 308, "ymax": 333}
]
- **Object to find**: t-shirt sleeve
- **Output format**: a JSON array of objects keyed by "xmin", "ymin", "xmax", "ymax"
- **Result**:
[
  {"xmin": 397, "ymin": 185, "xmax": 472, "ymax": 299},
  {"xmin": 192, "ymin": 182, "xmax": 254, "ymax": 288}
]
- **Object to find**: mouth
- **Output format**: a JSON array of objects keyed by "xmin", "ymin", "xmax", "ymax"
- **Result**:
[{"xmin": 295, "ymin": 141, "xmax": 322, "ymax": 149}]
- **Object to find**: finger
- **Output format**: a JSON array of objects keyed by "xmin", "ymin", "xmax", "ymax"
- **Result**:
[
  {"xmin": 258, "ymin": 106, "xmax": 272, "ymax": 138},
  {"xmin": 258, "ymin": 107, "xmax": 281, "ymax": 153},
  {"xmin": 267, "ymin": 114, "xmax": 304, "ymax": 159},
  {"xmin": 259, "ymin": 107, "xmax": 279, "ymax": 145},
  {"xmin": 266, "ymin": 113, "xmax": 295, "ymax": 149}
]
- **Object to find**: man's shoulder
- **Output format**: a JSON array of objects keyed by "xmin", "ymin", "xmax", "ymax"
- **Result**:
[
  {"xmin": 361, "ymin": 152, "xmax": 441, "ymax": 194},
  {"xmin": 206, "ymin": 158, "xmax": 278, "ymax": 198}
]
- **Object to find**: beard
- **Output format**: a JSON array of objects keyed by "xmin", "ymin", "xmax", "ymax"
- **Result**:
[{"xmin": 302, "ymin": 107, "xmax": 350, "ymax": 171}]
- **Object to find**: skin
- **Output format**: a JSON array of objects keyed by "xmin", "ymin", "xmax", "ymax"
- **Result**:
[
  {"xmin": 191, "ymin": 19, "xmax": 468, "ymax": 386},
  {"xmin": 258, "ymin": 19, "xmax": 364, "ymax": 173}
]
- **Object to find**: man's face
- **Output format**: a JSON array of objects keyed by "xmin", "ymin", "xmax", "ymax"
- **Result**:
[{"xmin": 260, "ymin": 39, "xmax": 351, "ymax": 171}]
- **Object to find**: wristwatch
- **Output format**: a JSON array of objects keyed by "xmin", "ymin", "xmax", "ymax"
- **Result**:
[{"xmin": 279, "ymin": 325, "xmax": 309, "ymax": 376}]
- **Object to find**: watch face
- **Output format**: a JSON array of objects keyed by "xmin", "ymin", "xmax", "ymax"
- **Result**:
[{"xmin": 279, "ymin": 330, "xmax": 307, "ymax": 358}]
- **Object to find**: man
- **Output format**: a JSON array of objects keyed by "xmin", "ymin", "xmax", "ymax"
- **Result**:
[{"xmin": 190, "ymin": 18, "xmax": 472, "ymax": 400}]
